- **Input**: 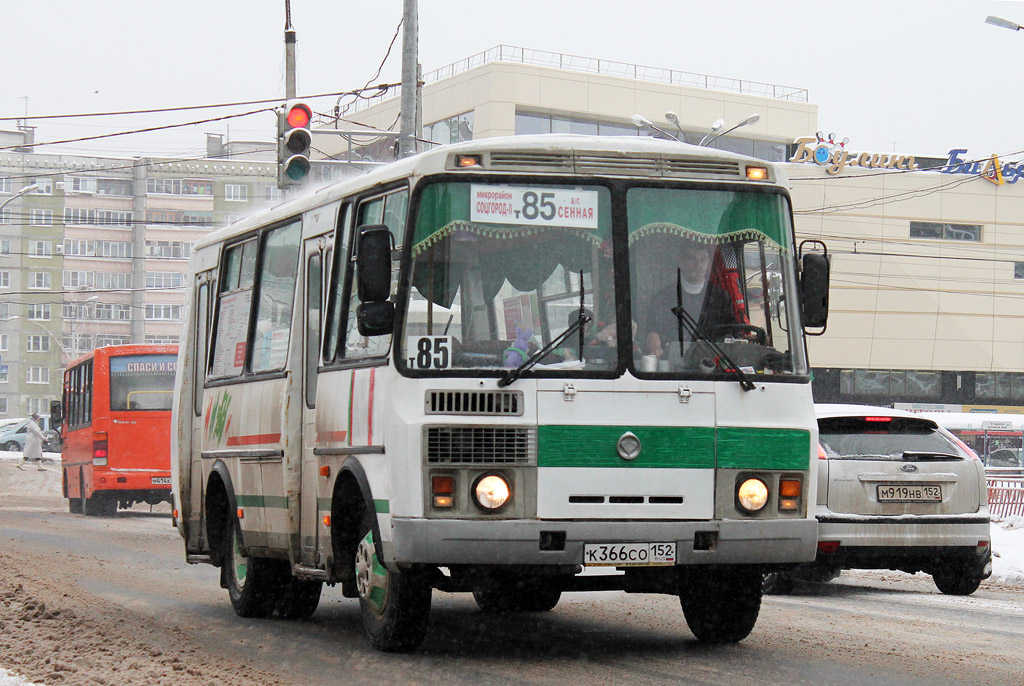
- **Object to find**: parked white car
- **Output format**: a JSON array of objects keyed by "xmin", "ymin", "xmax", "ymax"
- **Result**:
[{"xmin": 765, "ymin": 404, "xmax": 992, "ymax": 596}]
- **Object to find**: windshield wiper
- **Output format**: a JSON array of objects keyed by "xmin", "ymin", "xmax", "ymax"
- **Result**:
[
  {"xmin": 902, "ymin": 451, "xmax": 962, "ymax": 462},
  {"xmin": 498, "ymin": 311, "xmax": 592, "ymax": 387},
  {"xmin": 670, "ymin": 269, "xmax": 755, "ymax": 392}
]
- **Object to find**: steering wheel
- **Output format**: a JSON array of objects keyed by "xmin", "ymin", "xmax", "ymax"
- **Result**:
[{"xmin": 709, "ymin": 323, "xmax": 767, "ymax": 346}]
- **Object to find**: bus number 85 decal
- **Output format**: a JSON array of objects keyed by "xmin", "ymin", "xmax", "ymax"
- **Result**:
[{"xmin": 406, "ymin": 336, "xmax": 452, "ymax": 370}]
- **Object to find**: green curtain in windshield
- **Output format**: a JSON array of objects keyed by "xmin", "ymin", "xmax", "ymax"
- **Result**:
[{"xmin": 627, "ymin": 188, "xmax": 789, "ymax": 251}]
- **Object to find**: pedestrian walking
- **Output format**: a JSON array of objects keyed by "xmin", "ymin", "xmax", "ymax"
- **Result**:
[{"xmin": 17, "ymin": 414, "xmax": 47, "ymax": 471}]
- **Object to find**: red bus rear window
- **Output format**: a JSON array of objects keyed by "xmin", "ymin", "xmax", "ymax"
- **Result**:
[{"xmin": 109, "ymin": 354, "xmax": 177, "ymax": 411}]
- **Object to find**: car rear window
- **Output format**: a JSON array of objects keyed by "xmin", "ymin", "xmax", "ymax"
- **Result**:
[{"xmin": 818, "ymin": 417, "xmax": 968, "ymax": 461}]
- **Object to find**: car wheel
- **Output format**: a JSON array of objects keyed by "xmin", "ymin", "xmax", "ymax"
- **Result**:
[
  {"xmin": 355, "ymin": 510, "xmax": 431, "ymax": 652},
  {"xmin": 4, "ymin": 441, "xmax": 20, "ymax": 452},
  {"xmin": 680, "ymin": 567, "xmax": 762, "ymax": 643},
  {"xmin": 932, "ymin": 570, "xmax": 981, "ymax": 596}
]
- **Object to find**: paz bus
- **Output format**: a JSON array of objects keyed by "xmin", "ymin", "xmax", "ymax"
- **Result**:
[
  {"xmin": 171, "ymin": 134, "xmax": 831, "ymax": 651},
  {"xmin": 58, "ymin": 344, "xmax": 178, "ymax": 516}
]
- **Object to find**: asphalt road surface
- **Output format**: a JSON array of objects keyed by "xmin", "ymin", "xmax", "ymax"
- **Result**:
[{"xmin": 2, "ymin": 490, "xmax": 1022, "ymax": 686}]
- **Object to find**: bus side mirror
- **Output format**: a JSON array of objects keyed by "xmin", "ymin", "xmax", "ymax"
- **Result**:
[
  {"xmin": 799, "ymin": 251, "xmax": 830, "ymax": 332},
  {"xmin": 356, "ymin": 224, "xmax": 394, "ymax": 336},
  {"xmin": 50, "ymin": 400, "xmax": 63, "ymax": 424}
]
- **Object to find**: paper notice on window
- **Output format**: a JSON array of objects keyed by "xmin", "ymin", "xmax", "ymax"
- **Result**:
[
  {"xmin": 211, "ymin": 289, "xmax": 252, "ymax": 377},
  {"xmin": 470, "ymin": 185, "xmax": 599, "ymax": 229}
]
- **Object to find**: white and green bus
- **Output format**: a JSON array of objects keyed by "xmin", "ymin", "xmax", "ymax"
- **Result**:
[{"xmin": 171, "ymin": 134, "xmax": 831, "ymax": 651}]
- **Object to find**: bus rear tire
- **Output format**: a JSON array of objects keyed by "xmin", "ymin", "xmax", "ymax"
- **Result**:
[
  {"xmin": 355, "ymin": 511, "xmax": 431, "ymax": 652},
  {"xmin": 83, "ymin": 492, "xmax": 117, "ymax": 517},
  {"xmin": 473, "ymin": 577, "xmax": 562, "ymax": 613},
  {"xmin": 222, "ymin": 515, "xmax": 281, "ymax": 618},
  {"xmin": 679, "ymin": 567, "xmax": 762, "ymax": 643}
]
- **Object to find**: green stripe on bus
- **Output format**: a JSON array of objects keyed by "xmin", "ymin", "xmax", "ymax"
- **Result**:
[
  {"xmin": 374, "ymin": 499, "xmax": 390, "ymax": 514},
  {"xmin": 716, "ymin": 427, "xmax": 811, "ymax": 470},
  {"xmin": 235, "ymin": 495, "xmax": 289, "ymax": 509},
  {"xmin": 537, "ymin": 425, "xmax": 716, "ymax": 468}
]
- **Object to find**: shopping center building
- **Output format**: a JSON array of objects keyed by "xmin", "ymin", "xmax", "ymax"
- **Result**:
[{"xmin": 319, "ymin": 46, "xmax": 1024, "ymax": 411}]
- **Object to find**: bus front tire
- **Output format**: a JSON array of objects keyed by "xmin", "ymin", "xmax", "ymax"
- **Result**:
[
  {"xmin": 222, "ymin": 517, "xmax": 279, "ymax": 618},
  {"xmin": 679, "ymin": 567, "xmax": 762, "ymax": 643},
  {"xmin": 355, "ymin": 512, "xmax": 431, "ymax": 652}
]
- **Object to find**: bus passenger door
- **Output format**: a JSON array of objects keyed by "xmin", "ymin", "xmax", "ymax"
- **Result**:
[
  {"xmin": 300, "ymin": 235, "xmax": 328, "ymax": 567},
  {"xmin": 190, "ymin": 274, "xmax": 213, "ymax": 549}
]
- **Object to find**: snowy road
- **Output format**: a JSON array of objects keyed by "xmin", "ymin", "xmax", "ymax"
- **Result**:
[{"xmin": 1, "ymin": 489, "xmax": 1022, "ymax": 686}]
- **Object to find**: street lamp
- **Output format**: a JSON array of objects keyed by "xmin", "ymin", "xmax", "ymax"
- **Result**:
[
  {"xmin": 0, "ymin": 183, "xmax": 40, "ymax": 214},
  {"xmin": 986, "ymin": 15, "xmax": 1021, "ymax": 32},
  {"xmin": 699, "ymin": 119, "xmax": 726, "ymax": 146},
  {"xmin": 630, "ymin": 113, "xmax": 681, "ymax": 142},
  {"xmin": 699, "ymin": 113, "xmax": 761, "ymax": 147},
  {"xmin": 664, "ymin": 111, "xmax": 686, "ymax": 141}
]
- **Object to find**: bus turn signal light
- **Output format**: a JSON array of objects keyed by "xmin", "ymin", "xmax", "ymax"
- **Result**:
[
  {"xmin": 319, "ymin": 465, "xmax": 330, "ymax": 477},
  {"xmin": 779, "ymin": 479, "xmax": 801, "ymax": 498},
  {"xmin": 746, "ymin": 166, "xmax": 768, "ymax": 180},
  {"xmin": 455, "ymin": 154, "xmax": 481, "ymax": 168},
  {"xmin": 432, "ymin": 475, "xmax": 455, "ymax": 508}
]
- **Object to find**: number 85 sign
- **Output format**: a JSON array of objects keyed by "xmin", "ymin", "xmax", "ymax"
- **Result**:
[{"xmin": 406, "ymin": 336, "xmax": 452, "ymax": 370}]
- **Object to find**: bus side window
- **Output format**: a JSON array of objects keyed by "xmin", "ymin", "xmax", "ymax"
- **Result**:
[
  {"xmin": 342, "ymin": 188, "xmax": 407, "ymax": 360},
  {"xmin": 251, "ymin": 222, "xmax": 302, "ymax": 373},
  {"xmin": 209, "ymin": 238, "xmax": 258, "ymax": 378},
  {"xmin": 324, "ymin": 205, "xmax": 352, "ymax": 364},
  {"xmin": 305, "ymin": 252, "xmax": 322, "ymax": 408},
  {"xmin": 193, "ymin": 280, "xmax": 210, "ymax": 416},
  {"xmin": 84, "ymin": 362, "xmax": 92, "ymax": 424}
]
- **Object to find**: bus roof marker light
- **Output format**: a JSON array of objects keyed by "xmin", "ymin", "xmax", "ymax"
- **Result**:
[
  {"xmin": 746, "ymin": 166, "xmax": 768, "ymax": 180},
  {"xmin": 455, "ymin": 154, "xmax": 481, "ymax": 168}
]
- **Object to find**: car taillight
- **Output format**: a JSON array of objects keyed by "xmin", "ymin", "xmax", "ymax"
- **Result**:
[
  {"xmin": 864, "ymin": 416, "xmax": 893, "ymax": 422},
  {"xmin": 818, "ymin": 540, "xmax": 840, "ymax": 555},
  {"xmin": 93, "ymin": 431, "xmax": 108, "ymax": 466},
  {"xmin": 817, "ymin": 444, "xmax": 828, "ymax": 460}
]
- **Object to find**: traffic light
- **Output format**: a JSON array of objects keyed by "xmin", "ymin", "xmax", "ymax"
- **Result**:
[{"xmin": 277, "ymin": 102, "xmax": 312, "ymax": 188}]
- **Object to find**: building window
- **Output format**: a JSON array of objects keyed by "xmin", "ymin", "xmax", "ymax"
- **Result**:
[
  {"xmin": 264, "ymin": 186, "xmax": 280, "ymax": 203},
  {"xmin": 148, "ymin": 178, "xmax": 182, "ymax": 195},
  {"xmin": 1014, "ymin": 263, "xmax": 1024, "ymax": 280},
  {"xmin": 0, "ymin": 178, "xmax": 11, "ymax": 193},
  {"xmin": 96, "ymin": 178, "xmax": 133, "ymax": 196},
  {"xmin": 95, "ymin": 335, "xmax": 129, "ymax": 347},
  {"xmin": 910, "ymin": 221, "xmax": 982, "ymax": 242},
  {"xmin": 838, "ymin": 369, "xmax": 942, "ymax": 399},
  {"xmin": 27, "ymin": 304, "xmax": 50, "ymax": 321},
  {"xmin": 224, "ymin": 184, "xmax": 248, "ymax": 201},
  {"xmin": 0, "ymin": 240, "xmax": 9, "ymax": 255},
  {"xmin": 64, "ymin": 239, "xmax": 93, "ymax": 256},
  {"xmin": 67, "ymin": 176, "xmax": 97, "ymax": 194},
  {"xmin": 145, "ymin": 241, "xmax": 192, "ymax": 259},
  {"xmin": 146, "ymin": 272, "xmax": 185, "ymax": 289},
  {"xmin": 30, "ymin": 178, "xmax": 53, "ymax": 194},
  {"xmin": 0, "ymin": 333, "xmax": 8, "ymax": 351},
  {"xmin": 0, "ymin": 271, "xmax": 9, "ymax": 288},
  {"xmin": 29, "ymin": 272, "xmax": 51, "ymax": 290},
  {"xmin": 182, "ymin": 212, "xmax": 213, "ymax": 227},
  {"xmin": 27, "ymin": 335, "xmax": 50, "ymax": 352},
  {"xmin": 0, "ymin": 368, "xmax": 7, "ymax": 384},
  {"xmin": 0, "ymin": 209, "xmax": 9, "ymax": 224},
  {"xmin": 27, "ymin": 398, "xmax": 50, "ymax": 415},
  {"xmin": 30, "ymin": 209, "xmax": 53, "ymax": 226},
  {"xmin": 0, "ymin": 303, "xmax": 7, "ymax": 319},
  {"xmin": 423, "ymin": 111, "xmax": 475, "ymax": 146},
  {"xmin": 976, "ymin": 372, "xmax": 1024, "ymax": 401},
  {"xmin": 62, "ymin": 208, "xmax": 129, "ymax": 226},
  {"xmin": 29, "ymin": 240, "xmax": 52, "ymax": 257},
  {"xmin": 95, "ymin": 241, "xmax": 131, "ymax": 258},
  {"xmin": 145, "ymin": 334, "xmax": 180, "ymax": 344},
  {"xmin": 95, "ymin": 272, "xmax": 131, "ymax": 290},
  {"xmin": 145, "ymin": 304, "xmax": 182, "ymax": 320},
  {"xmin": 63, "ymin": 271, "xmax": 94, "ymax": 289},
  {"xmin": 0, "ymin": 398, "xmax": 7, "ymax": 413},
  {"xmin": 26, "ymin": 367, "xmax": 49, "ymax": 384}
]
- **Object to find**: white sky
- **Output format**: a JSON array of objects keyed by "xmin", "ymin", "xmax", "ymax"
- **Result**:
[{"xmin": 4, "ymin": 1, "xmax": 1024, "ymax": 160}]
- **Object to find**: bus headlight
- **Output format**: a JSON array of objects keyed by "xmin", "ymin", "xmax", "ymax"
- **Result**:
[
  {"xmin": 472, "ymin": 473, "xmax": 511, "ymax": 511},
  {"xmin": 737, "ymin": 478, "xmax": 769, "ymax": 512}
]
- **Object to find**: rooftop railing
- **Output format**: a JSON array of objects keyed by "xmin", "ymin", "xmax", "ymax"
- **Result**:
[{"xmin": 342, "ymin": 45, "xmax": 809, "ymax": 115}]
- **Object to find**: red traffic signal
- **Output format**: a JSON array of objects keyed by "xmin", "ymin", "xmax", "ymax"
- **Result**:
[
  {"xmin": 286, "ymin": 103, "xmax": 311, "ymax": 129},
  {"xmin": 278, "ymin": 102, "xmax": 313, "ymax": 188}
]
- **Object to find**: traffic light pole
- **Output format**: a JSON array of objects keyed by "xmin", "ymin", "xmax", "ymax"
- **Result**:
[
  {"xmin": 399, "ymin": 0, "xmax": 418, "ymax": 159},
  {"xmin": 284, "ymin": 0, "xmax": 296, "ymax": 100}
]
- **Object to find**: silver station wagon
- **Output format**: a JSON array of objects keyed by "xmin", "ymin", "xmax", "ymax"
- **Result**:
[{"xmin": 765, "ymin": 404, "xmax": 992, "ymax": 595}]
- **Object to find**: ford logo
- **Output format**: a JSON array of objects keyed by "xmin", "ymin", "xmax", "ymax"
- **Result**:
[{"xmin": 901, "ymin": 464, "xmax": 918, "ymax": 473}]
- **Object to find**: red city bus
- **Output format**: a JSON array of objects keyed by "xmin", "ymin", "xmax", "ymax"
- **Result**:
[{"xmin": 59, "ymin": 344, "xmax": 178, "ymax": 516}]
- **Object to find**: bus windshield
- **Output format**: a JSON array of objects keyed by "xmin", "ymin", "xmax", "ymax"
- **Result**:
[
  {"xmin": 400, "ymin": 180, "xmax": 806, "ymax": 378},
  {"xmin": 109, "ymin": 354, "xmax": 178, "ymax": 410}
]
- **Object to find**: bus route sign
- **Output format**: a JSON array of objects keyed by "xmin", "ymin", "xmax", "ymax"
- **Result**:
[{"xmin": 470, "ymin": 184, "xmax": 599, "ymax": 229}]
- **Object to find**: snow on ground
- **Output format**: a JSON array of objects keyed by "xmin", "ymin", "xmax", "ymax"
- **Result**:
[{"xmin": 0, "ymin": 668, "xmax": 43, "ymax": 686}]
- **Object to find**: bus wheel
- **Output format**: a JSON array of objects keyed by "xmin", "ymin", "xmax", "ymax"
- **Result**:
[
  {"xmin": 222, "ymin": 516, "xmax": 280, "ymax": 618},
  {"xmin": 83, "ymin": 492, "xmax": 117, "ymax": 517},
  {"xmin": 473, "ymin": 577, "xmax": 562, "ymax": 613},
  {"xmin": 276, "ymin": 578, "xmax": 323, "ymax": 619},
  {"xmin": 679, "ymin": 567, "xmax": 762, "ymax": 643},
  {"xmin": 354, "ymin": 512, "xmax": 431, "ymax": 652}
]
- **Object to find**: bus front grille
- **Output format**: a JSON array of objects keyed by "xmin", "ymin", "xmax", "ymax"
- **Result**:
[
  {"xmin": 425, "ymin": 390, "xmax": 524, "ymax": 416},
  {"xmin": 487, "ymin": 150, "xmax": 743, "ymax": 179},
  {"xmin": 424, "ymin": 426, "xmax": 536, "ymax": 465}
]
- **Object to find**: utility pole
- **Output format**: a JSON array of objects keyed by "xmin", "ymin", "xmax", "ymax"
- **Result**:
[
  {"xmin": 399, "ymin": 0, "xmax": 418, "ymax": 158},
  {"xmin": 284, "ymin": 0, "xmax": 297, "ymax": 100}
]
